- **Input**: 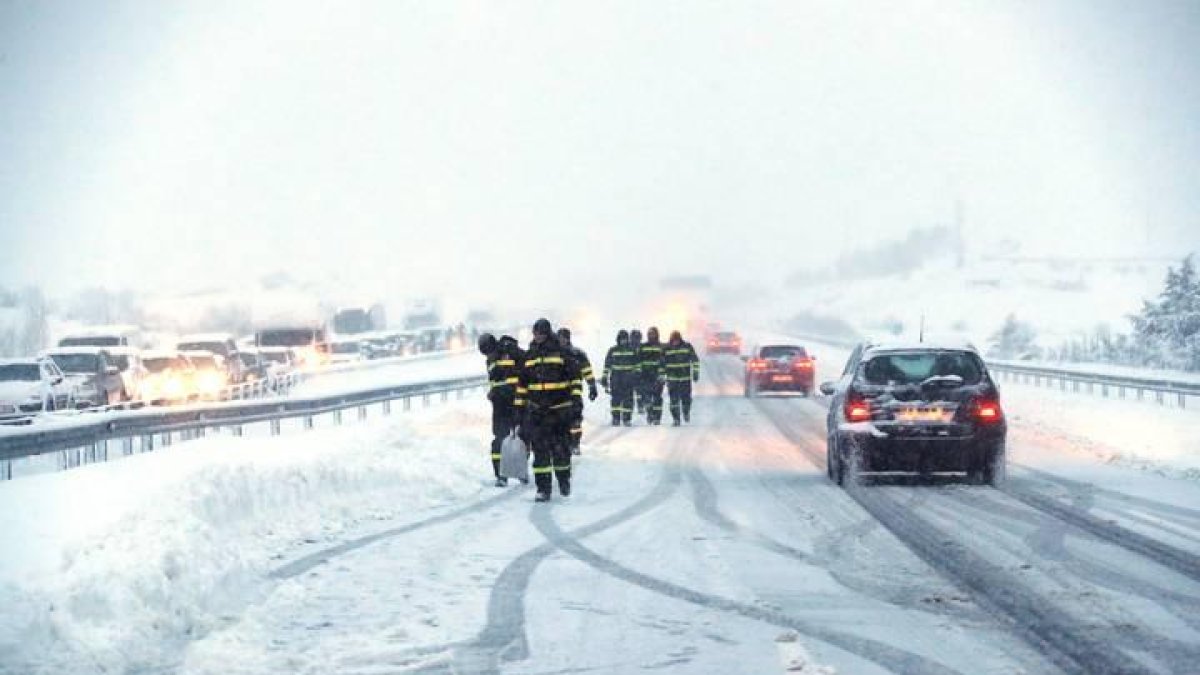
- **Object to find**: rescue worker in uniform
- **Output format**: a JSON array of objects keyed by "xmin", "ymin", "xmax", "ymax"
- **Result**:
[
  {"xmin": 556, "ymin": 327, "xmax": 598, "ymax": 455},
  {"xmin": 639, "ymin": 326, "xmax": 667, "ymax": 425},
  {"xmin": 663, "ymin": 330, "xmax": 700, "ymax": 426},
  {"xmin": 628, "ymin": 329, "xmax": 643, "ymax": 415},
  {"xmin": 479, "ymin": 333, "xmax": 524, "ymax": 486},
  {"xmin": 601, "ymin": 330, "xmax": 638, "ymax": 426},
  {"xmin": 515, "ymin": 319, "xmax": 583, "ymax": 502}
]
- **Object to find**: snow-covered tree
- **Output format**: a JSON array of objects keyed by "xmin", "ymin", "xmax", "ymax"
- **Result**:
[{"xmin": 988, "ymin": 314, "xmax": 1039, "ymax": 360}]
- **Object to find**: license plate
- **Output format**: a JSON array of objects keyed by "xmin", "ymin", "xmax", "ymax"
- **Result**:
[
  {"xmin": 771, "ymin": 375, "xmax": 794, "ymax": 382},
  {"xmin": 895, "ymin": 406, "xmax": 953, "ymax": 423}
]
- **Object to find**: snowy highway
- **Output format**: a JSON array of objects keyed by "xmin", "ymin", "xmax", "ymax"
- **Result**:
[{"xmin": 2, "ymin": 350, "xmax": 1200, "ymax": 674}]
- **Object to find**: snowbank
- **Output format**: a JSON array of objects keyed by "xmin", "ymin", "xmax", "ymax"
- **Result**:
[{"xmin": 0, "ymin": 402, "xmax": 495, "ymax": 675}]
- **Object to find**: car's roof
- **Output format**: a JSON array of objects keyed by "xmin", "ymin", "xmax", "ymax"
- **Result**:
[
  {"xmin": 862, "ymin": 338, "xmax": 979, "ymax": 355},
  {"xmin": 42, "ymin": 346, "xmax": 110, "ymax": 356},
  {"xmin": 140, "ymin": 349, "xmax": 186, "ymax": 359},
  {"xmin": 60, "ymin": 324, "xmax": 139, "ymax": 337},
  {"xmin": 0, "ymin": 357, "xmax": 44, "ymax": 365},
  {"xmin": 756, "ymin": 343, "xmax": 806, "ymax": 350},
  {"xmin": 178, "ymin": 333, "xmax": 234, "ymax": 343},
  {"xmin": 181, "ymin": 350, "xmax": 219, "ymax": 359},
  {"xmin": 102, "ymin": 346, "xmax": 142, "ymax": 356}
]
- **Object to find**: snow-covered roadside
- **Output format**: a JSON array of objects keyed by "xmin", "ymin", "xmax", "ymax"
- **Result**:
[
  {"xmin": 289, "ymin": 351, "xmax": 480, "ymax": 397},
  {"xmin": 0, "ymin": 400, "xmax": 497, "ymax": 675}
]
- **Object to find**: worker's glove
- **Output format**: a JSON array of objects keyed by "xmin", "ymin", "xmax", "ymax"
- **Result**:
[
  {"xmin": 486, "ymin": 388, "xmax": 497, "ymax": 402},
  {"xmin": 599, "ymin": 376, "xmax": 608, "ymax": 389},
  {"xmin": 588, "ymin": 384, "xmax": 598, "ymax": 401},
  {"xmin": 657, "ymin": 376, "xmax": 666, "ymax": 386},
  {"xmin": 692, "ymin": 372, "xmax": 699, "ymax": 383}
]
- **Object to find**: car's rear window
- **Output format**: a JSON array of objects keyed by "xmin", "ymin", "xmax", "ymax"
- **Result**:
[
  {"xmin": 716, "ymin": 332, "xmax": 738, "ymax": 340},
  {"xmin": 759, "ymin": 345, "xmax": 807, "ymax": 359},
  {"xmin": 860, "ymin": 351, "xmax": 983, "ymax": 386}
]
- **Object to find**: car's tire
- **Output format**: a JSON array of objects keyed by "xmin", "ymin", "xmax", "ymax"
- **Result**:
[{"xmin": 983, "ymin": 445, "xmax": 1006, "ymax": 486}]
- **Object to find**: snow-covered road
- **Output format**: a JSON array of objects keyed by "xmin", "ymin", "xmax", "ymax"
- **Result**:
[{"xmin": 3, "ymin": 355, "xmax": 1200, "ymax": 674}]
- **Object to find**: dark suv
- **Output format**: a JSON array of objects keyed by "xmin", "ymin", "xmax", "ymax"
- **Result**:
[{"xmin": 821, "ymin": 341, "xmax": 1006, "ymax": 486}]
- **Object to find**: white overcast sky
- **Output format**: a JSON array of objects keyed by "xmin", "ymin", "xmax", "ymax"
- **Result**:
[{"xmin": 1, "ymin": 0, "xmax": 1198, "ymax": 306}]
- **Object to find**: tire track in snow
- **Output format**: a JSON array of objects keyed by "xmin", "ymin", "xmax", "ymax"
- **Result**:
[
  {"xmin": 739, "ymin": 371, "xmax": 1158, "ymax": 675},
  {"xmin": 530, "ymin": 488, "xmax": 965, "ymax": 675}
]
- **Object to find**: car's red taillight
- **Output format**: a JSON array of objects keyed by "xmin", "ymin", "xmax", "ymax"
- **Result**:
[
  {"xmin": 793, "ymin": 358, "xmax": 813, "ymax": 370},
  {"xmin": 748, "ymin": 359, "xmax": 767, "ymax": 371},
  {"xmin": 974, "ymin": 398, "xmax": 1003, "ymax": 423},
  {"xmin": 845, "ymin": 397, "xmax": 872, "ymax": 423}
]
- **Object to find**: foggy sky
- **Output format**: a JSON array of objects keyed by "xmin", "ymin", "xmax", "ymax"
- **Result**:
[{"xmin": 2, "ymin": 0, "xmax": 1198, "ymax": 309}]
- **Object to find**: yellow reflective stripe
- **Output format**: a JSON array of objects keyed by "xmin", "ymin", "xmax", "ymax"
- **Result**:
[
  {"xmin": 532, "ymin": 466, "xmax": 553, "ymax": 475},
  {"xmin": 571, "ymin": 390, "xmax": 583, "ymax": 396},
  {"xmin": 516, "ymin": 387, "xmax": 528, "ymax": 394},
  {"xmin": 553, "ymin": 465, "xmax": 572, "ymax": 471},
  {"xmin": 525, "ymin": 356, "xmax": 565, "ymax": 367},
  {"xmin": 529, "ymin": 382, "xmax": 571, "ymax": 391},
  {"xmin": 550, "ymin": 401, "xmax": 574, "ymax": 410},
  {"xmin": 569, "ymin": 429, "xmax": 583, "ymax": 435},
  {"xmin": 491, "ymin": 453, "xmax": 502, "ymax": 459},
  {"xmin": 490, "ymin": 377, "xmax": 520, "ymax": 387},
  {"xmin": 666, "ymin": 349, "xmax": 690, "ymax": 355},
  {"xmin": 580, "ymin": 366, "xmax": 594, "ymax": 376},
  {"xmin": 514, "ymin": 399, "xmax": 526, "ymax": 406},
  {"xmin": 610, "ymin": 365, "xmax": 637, "ymax": 370}
]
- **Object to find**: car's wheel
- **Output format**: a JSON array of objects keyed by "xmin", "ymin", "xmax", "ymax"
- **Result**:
[
  {"xmin": 983, "ymin": 445, "xmax": 1006, "ymax": 486},
  {"xmin": 830, "ymin": 435, "xmax": 847, "ymax": 486}
]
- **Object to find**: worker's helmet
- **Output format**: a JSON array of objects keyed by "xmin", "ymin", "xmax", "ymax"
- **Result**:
[
  {"xmin": 477, "ymin": 333, "xmax": 497, "ymax": 355},
  {"xmin": 617, "ymin": 329, "xmax": 629, "ymax": 344},
  {"xmin": 669, "ymin": 330, "xmax": 682, "ymax": 344},
  {"xmin": 556, "ymin": 327, "xmax": 572, "ymax": 344},
  {"xmin": 647, "ymin": 326, "xmax": 660, "ymax": 342},
  {"xmin": 532, "ymin": 318, "xmax": 553, "ymax": 338}
]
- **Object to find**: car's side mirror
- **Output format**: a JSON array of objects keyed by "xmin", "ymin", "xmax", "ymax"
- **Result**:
[
  {"xmin": 819, "ymin": 382, "xmax": 836, "ymax": 396},
  {"xmin": 53, "ymin": 376, "xmax": 64, "ymax": 385}
]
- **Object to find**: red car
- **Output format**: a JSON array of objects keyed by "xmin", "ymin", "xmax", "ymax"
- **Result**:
[
  {"xmin": 744, "ymin": 344, "xmax": 815, "ymax": 396},
  {"xmin": 707, "ymin": 331, "xmax": 742, "ymax": 355}
]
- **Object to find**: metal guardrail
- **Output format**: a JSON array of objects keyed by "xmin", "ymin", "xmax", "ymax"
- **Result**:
[
  {"xmin": 781, "ymin": 331, "xmax": 1199, "ymax": 409},
  {"xmin": 987, "ymin": 362, "xmax": 1199, "ymax": 409},
  {"xmin": 0, "ymin": 374, "xmax": 487, "ymax": 480}
]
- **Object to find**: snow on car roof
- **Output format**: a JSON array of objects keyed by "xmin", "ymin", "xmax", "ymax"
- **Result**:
[
  {"xmin": 863, "ymin": 338, "xmax": 979, "ymax": 354},
  {"xmin": 0, "ymin": 357, "xmax": 43, "ymax": 365},
  {"xmin": 61, "ymin": 324, "xmax": 140, "ymax": 337},
  {"xmin": 178, "ymin": 333, "xmax": 234, "ymax": 342},
  {"xmin": 41, "ymin": 346, "xmax": 113, "ymax": 356}
]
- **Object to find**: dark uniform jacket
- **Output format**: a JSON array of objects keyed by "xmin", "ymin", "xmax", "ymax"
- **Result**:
[
  {"xmin": 487, "ymin": 338, "xmax": 524, "ymax": 402},
  {"xmin": 564, "ymin": 345, "xmax": 596, "ymax": 388},
  {"xmin": 602, "ymin": 344, "xmax": 639, "ymax": 385},
  {"xmin": 515, "ymin": 336, "xmax": 583, "ymax": 412},
  {"xmin": 638, "ymin": 339, "xmax": 666, "ymax": 381},
  {"xmin": 663, "ymin": 341, "xmax": 700, "ymax": 382}
]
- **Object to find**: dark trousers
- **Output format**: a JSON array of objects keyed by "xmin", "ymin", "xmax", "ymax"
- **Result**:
[
  {"xmin": 610, "ymin": 375, "xmax": 634, "ymax": 424},
  {"xmin": 490, "ymin": 399, "xmax": 516, "ymax": 478},
  {"xmin": 667, "ymin": 380, "xmax": 693, "ymax": 422},
  {"xmin": 642, "ymin": 375, "xmax": 664, "ymax": 423},
  {"xmin": 529, "ymin": 406, "xmax": 573, "ymax": 493}
]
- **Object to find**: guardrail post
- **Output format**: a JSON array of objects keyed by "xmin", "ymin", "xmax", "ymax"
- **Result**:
[
  {"xmin": 333, "ymin": 409, "xmax": 342, "ymax": 426},
  {"xmin": 457, "ymin": 388, "xmax": 464, "ymax": 400},
  {"xmin": 358, "ymin": 406, "xmax": 367, "ymax": 421},
  {"xmin": 404, "ymin": 397, "xmax": 411, "ymax": 411},
  {"xmin": 232, "ymin": 425, "xmax": 243, "ymax": 437},
  {"xmin": 1087, "ymin": 382, "xmax": 1094, "ymax": 395},
  {"xmin": 423, "ymin": 394, "xmax": 430, "ymax": 407},
  {"xmin": 162, "ymin": 432, "xmax": 172, "ymax": 447},
  {"xmin": 441, "ymin": 391, "xmax": 448, "ymax": 403},
  {"xmin": 1178, "ymin": 393, "xmax": 1185, "ymax": 408},
  {"xmin": 270, "ymin": 419, "xmax": 281, "ymax": 436},
  {"xmin": 383, "ymin": 399, "xmax": 391, "ymax": 415},
  {"xmin": 1155, "ymin": 391, "xmax": 1164, "ymax": 405},
  {"xmin": 143, "ymin": 434, "xmax": 154, "ymax": 452},
  {"xmin": 93, "ymin": 441, "xmax": 105, "ymax": 463},
  {"xmin": 123, "ymin": 437, "xmax": 134, "ymax": 456},
  {"xmin": 2, "ymin": 460, "xmax": 10, "ymax": 481},
  {"xmin": 303, "ymin": 416, "xmax": 314, "ymax": 430},
  {"xmin": 1101, "ymin": 383, "xmax": 1109, "ymax": 398}
]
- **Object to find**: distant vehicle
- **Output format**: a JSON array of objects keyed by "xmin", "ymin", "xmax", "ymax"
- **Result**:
[
  {"xmin": 255, "ymin": 347, "xmax": 296, "ymax": 381},
  {"xmin": 0, "ymin": 357, "xmax": 74, "ymax": 419},
  {"xmin": 103, "ymin": 347, "xmax": 149, "ymax": 401},
  {"xmin": 403, "ymin": 299, "xmax": 441, "ymax": 331},
  {"xmin": 176, "ymin": 333, "xmax": 243, "ymax": 382},
  {"xmin": 181, "ymin": 350, "xmax": 229, "ymax": 399},
  {"xmin": 139, "ymin": 351, "xmax": 197, "ymax": 405},
  {"xmin": 42, "ymin": 348, "xmax": 127, "ymax": 407},
  {"xmin": 254, "ymin": 327, "xmax": 328, "ymax": 368},
  {"xmin": 821, "ymin": 341, "xmax": 1006, "ymax": 486},
  {"xmin": 332, "ymin": 305, "xmax": 386, "ymax": 336},
  {"xmin": 236, "ymin": 351, "xmax": 269, "ymax": 383},
  {"xmin": 707, "ymin": 331, "xmax": 742, "ymax": 355},
  {"xmin": 743, "ymin": 344, "xmax": 816, "ymax": 397},
  {"xmin": 57, "ymin": 325, "xmax": 142, "ymax": 349},
  {"xmin": 328, "ymin": 339, "xmax": 366, "ymax": 364}
]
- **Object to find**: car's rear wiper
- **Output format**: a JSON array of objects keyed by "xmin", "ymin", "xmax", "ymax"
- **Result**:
[{"xmin": 919, "ymin": 374, "xmax": 964, "ymax": 388}]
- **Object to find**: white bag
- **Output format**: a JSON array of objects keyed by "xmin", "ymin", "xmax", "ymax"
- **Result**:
[{"xmin": 499, "ymin": 431, "xmax": 529, "ymax": 482}]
